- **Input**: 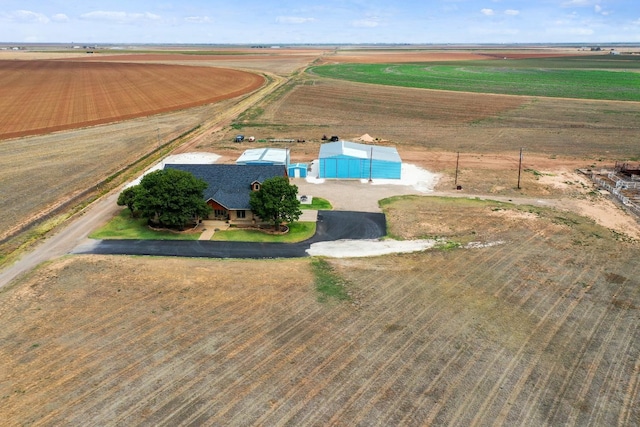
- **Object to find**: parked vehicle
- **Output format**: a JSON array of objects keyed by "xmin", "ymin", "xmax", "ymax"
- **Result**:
[
  {"xmin": 330, "ymin": 135, "xmax": 339, "ymax": 142},
  {"xmin": 234, "ymin": 135, "xmax": 244, "ymax": 142}
]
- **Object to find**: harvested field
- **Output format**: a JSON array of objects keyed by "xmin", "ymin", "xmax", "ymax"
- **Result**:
[
  {"xmin": 70, "ymin": 50, "xmax": 326, "ymax": 75},
  {"xmin": 1, "ymin": 197, "xmax": 639, "ymax": 425},
  {"xmin": 0, "ymin": 101, "xmax": 235, "ymax": 244},
  {"xmin": 225, "ymin": 78, "xmax": 640, "ymax": 160},
  {"xmin": 0, "ymin": 60, "xmax": 263, "ymax": 140}
]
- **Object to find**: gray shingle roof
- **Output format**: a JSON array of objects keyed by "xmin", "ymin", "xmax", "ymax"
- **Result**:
[
  {"xmin": 164, "ymin": 164, "xmax": 287, "ymax": 209},
  {"xmin": 319, "ymin": 141, "xmax": 401, "ymax": 162}
]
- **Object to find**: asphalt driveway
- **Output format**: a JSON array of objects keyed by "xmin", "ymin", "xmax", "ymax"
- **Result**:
[{"xmin": 73, "ymin": 211, "xmax": 386, "ymax": 259}]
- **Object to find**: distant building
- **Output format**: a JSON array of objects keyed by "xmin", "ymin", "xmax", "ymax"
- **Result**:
[{"xmin": 236, "ymin": 148, "xmax": 289, "ymax": 166}]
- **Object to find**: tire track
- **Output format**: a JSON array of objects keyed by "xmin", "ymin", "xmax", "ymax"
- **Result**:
[
  {"xmin": 590, "ymin": 304, "xmax": 638, "ymax": 427},
  {"xmin": 325, "ymin": 280, "xmax": 474, "ymax": 424},
  {"xmin": 32, "ymin": 273, "xmax": 286, "ymax": 425},
  {"xmin": 468, "ymin": 253, "xmax": 593, "ymax": 426},
  {"xmin": 444, "ymin": 239, "xmax": 586, "ymax": 425},
  {"xmin": 571, "ymin": 280, "xmax": 634, "ymax": 426},
  {"xmin": 111, "ymin": 282, "xmax": 312, "ymax": 425},
  {"xmin": 619, "ymin": 347, "xmax": 640, "ymax": 426},
  {"xmin": 515, "ymin": 278, "xmax": 603, "ymax": 424},
  {"xmin": 291, "ymin": 245, "xmax": 518, "ymax": 425},
  {"xmin": 237, "ymin": 266, "xmax": 421, "ymax": 426},
  {"xmin": 140, "ymin": 284, "xmax": 338, "ymax": 425},
  {"xmin": 177, "ymin": 296, "xmax": 358, "ymax": 425}
]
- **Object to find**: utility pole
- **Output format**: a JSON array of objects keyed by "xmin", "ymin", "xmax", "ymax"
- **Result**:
[
  {"xmin": 454, "ymin": 151, "xmax": 460, "ymax": 189},
  {"xmin": 517, "ymin": 147, "xmax": 523, "ymax": 190},
  {"xmin": 369, "ymin": 146, "xmax": 373, "ymax": 182}
]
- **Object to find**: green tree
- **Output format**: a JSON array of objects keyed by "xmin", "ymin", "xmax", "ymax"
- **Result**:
[
  {"xmin": 116, "ymin": 186, "xmax": 141, "ymax": 216},
  {"xmin": 130, "ymin": 169, "xmax": 211, "ymax": 230},
  {"xmin": 250, "ymin": 176, "xmax": 302, "ymax": 230}
]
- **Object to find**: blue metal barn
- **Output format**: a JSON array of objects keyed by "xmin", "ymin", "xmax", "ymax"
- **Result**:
[{"xmin": 318, "ymin": 141, "xmax": 401, "ymax": 179}]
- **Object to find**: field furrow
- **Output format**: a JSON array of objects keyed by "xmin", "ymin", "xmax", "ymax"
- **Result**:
[{"xmin": 0, "ymin": 60, "xmax": 263, "ymax": 140}]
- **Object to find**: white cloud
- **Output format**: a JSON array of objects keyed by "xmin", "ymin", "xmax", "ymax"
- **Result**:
[
  {"xmin": 6, "ymin": 10, "xmax": 50, "ymax": 24},
  {"xmin": 481, "ymin": 9, "xmax": 495, "ymax": 16},
  {"xmin": 276, "ymin": 16, "xmax": 316, "ymax": 24},
  {"xmin": 80, "ymin": 11, "xmax": 161, "ymax": 24},
  {"xmin": 505, "ymin": 9, "xmax": 520, "ymax": 16},
  {"xmin": 185, "ymin": 16, "xmax": 212, "ymax": 24},
  {"xmin": 51, "ymin": 14, "xmax": 69, "ymax": 23}
]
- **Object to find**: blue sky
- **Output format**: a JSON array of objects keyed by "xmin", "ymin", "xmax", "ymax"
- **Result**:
[{"xmin": 1, "ymin": 1, "xmax": 639, "ymax": 44}]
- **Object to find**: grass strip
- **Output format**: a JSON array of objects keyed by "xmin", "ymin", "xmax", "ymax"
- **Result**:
[
  {"xmin": 311, "ymin": 258, "xmax": 351, "ymax": 302},
  {"xmin": 301, "ymin": 197, "xmax": 332, "ymax": 210}
]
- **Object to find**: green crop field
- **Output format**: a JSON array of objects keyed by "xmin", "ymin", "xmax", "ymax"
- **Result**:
[{"xmin": 310, "ymin": 56, "xmax": 640, "ymax": 101}]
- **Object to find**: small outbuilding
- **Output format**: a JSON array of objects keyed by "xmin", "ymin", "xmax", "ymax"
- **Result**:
[
  {"xmin": 288, "ymin": 163, "xmax": 308, "ymax": 178},
  {"xmin": 318, "ymin": 141, "xmax": 401, "ymax": 179},
  {"xmin": 236, "ymin": 148, "xmax": 289, "ymax": 166}
]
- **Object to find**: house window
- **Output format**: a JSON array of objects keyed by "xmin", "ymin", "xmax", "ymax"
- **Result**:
[
  {"xmin": 237, "ymin": 210, "xmax": 246, "ymax": 219},
  {"xmin": 253, "ymin": 183, "xmax": 260, "ymax": 191},
  {"xmin": 214, "ymin": 209, "xmax": 226, "ymax": 218}
]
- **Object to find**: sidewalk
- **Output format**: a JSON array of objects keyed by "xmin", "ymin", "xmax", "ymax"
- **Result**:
[{"xmin": 199, "ymin": 220, "xmax": 230, "ymax": 240}]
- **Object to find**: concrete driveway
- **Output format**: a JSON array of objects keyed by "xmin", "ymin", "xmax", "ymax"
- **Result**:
[
  {"xmin": 294, "ymin": 178, "xmax": 425, "ymax": 212},
  {"xmin": 73, "ymin": 211, "xmax": 386, "ymax": 259}
]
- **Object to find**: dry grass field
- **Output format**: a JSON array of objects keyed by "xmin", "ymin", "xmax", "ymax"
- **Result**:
[
  {"xmin": 228, "ymin": 77, "xmax": 640, "ymax": 159},
  {"xmin": 1, "ymin": 198, "xmax": 638, "ymax": 425},
  {"xmin": 0, "ymin": 101, "xmax": 234, "ymax": 244},
  {"xmin": 0, "ymin": 53, "xmax": 274, "ymax": 246},
  {"xmin": 1, "ymin": 47, "xmax": 640, "ymax": 426}
]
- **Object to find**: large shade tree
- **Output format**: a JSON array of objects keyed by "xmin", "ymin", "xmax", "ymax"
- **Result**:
[
  {"xmin": 120, "ymin": 169, "xmax": 211, "ymax": 230},
  {"xmin": 249, "ymin": 176, "xmax": 302, "ymax": 230}
]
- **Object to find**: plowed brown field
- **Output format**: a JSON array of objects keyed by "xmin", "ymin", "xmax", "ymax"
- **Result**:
[
  {"xmin": 1, "ymin": 197, "xmax": 638, "ymax": 425},
  {"xmin": 0, "ymin": 60, "xmax": 263, "ymax": 140}
]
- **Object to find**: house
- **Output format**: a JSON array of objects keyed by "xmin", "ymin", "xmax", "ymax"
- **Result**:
[
  {"xmin": 164, "ymin": 164, "xmax": 287, "ymax": 224},
  {"xmin": 236, "ymin": 148, "xmax": 289, "ymax": 166},
  {"xmin": 318, "ymin": 141, "xmax": 402, "ymax": 179}
]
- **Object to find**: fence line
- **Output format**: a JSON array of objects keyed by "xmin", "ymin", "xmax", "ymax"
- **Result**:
[{"xmin": 591, "ymin": 171, "xmax": 640, "ymax": 219}]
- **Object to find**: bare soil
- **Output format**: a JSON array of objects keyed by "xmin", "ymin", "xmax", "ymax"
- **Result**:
[
  {"xmin": 1, "ymin": 198, "xmax": 638, "ymax": 425},
  {"xmin": 0, "ymin": 60, "xmax": 263, "ymax": 140}
]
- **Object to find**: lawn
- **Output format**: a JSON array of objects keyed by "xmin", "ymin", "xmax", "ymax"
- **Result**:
[
  {"xmin": 89, "ymin": 209, "xmax": 201, "ymax": 240},
  {"xmin": 90, "ymin": 208, "xmax": 317, "ymax": 242},
  {"xmin": 211, "ymin": 221, "xmax": 316, "ymax": 242},
  {"xmin": 309, "ymin": 57, "xmax": 640, "ymax": 101},
  {"xmin": 301, "ymin": 196, "xmax": 332, "ymax": 210}
]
